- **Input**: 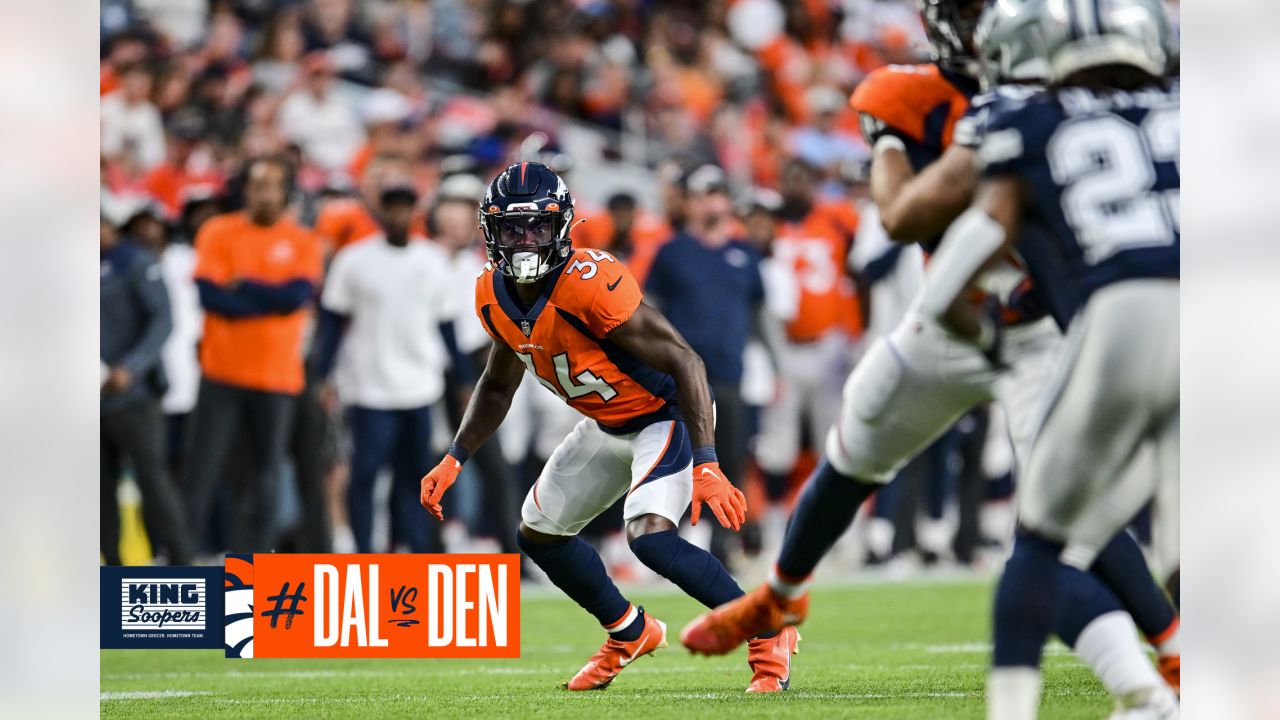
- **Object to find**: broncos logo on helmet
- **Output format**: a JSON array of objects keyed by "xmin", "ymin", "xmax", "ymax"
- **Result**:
[{"xmin": 479, "ymin": 162, "xmax": 576, "ymax": 284}]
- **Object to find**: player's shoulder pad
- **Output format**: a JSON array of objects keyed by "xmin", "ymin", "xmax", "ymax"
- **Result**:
[
  {"xmin": 473, "ymin": 260, "xmax": 498, "ymax": 304},
  {"xmin": 975, "ymin": 91, "xmax": 1061, "ymax": 172},
  {"xmin": 555, "ymin": 248, "xmax": 640, "ymax": 316},
  {"xmin": 849, "ymin": 63, "xmax": 959, "ymax": 142},
  {"xmin": 956, "ymin": 84, "xmax": 1046, "ymax": 149}
]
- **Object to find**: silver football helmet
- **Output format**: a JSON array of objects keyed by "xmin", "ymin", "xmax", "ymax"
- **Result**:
[
  {"xmin": 977, "ymin": 0, "xmax": 1176, "ymax": 85},
  {"xmin": 975, "ymin": 0, "xmax": 1052, "ymax": 88}
]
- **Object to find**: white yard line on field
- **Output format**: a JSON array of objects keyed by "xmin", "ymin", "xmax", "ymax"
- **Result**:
[{"xmin": 100, "ymin": 690, "xmax": 212, "ymax": 701}]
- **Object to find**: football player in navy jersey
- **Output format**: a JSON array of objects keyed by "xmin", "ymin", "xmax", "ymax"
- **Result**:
[
  {"xmin": 682, "ymin": 1, "xmax": 1181, "ymax": 707},
  {"xmin": 863, "ymin": 0, "xmax": 1186, "ymax": 704},
  {"xmin": 916, "ymin": 0, "xmax": 1180, "ymax": 717}
]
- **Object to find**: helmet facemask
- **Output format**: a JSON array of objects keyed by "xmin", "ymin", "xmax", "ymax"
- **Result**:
[{"xmin": 482, "ymin": 204, "xmax": 573, "ymax": 284}]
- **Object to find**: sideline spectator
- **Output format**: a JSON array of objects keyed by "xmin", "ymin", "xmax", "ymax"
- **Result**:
[
  {"xmin": 159, "ymin": 191, "xmax": 217, "ymax": 479},
  {"xmin": 429, "ymin": 174, "xmax": 525, "ymax": 560},
  {"xmin": 278, "ymin": 52, "xmax": 365, "ymax": 172},
  {"xmin": 183, "ymin": 156, "xmax": 323, "ymax": 553},
  {"xmin": 101, "ymin": 207, "xmax": 192, "ymax": 565},
  {"xmin": 101, "ymin": 63, "xmax": 166, "ymax": 172},
  {"xmin": 755, "ymin": 159, "xmax": 861, "ymax": 509},
  {"xmin": 313, "ymin": 184, "xmax": 459, "ymax": 553},
  {"xmin": 645, "ymin": 165, "xmax": 766, "ymax": 565}
]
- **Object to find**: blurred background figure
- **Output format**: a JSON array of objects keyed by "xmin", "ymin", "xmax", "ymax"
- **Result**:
[
  {"xmin": 183, "ymin": 157, "xmax": 322, "ymax": 554},
  {"xmin": 279, "ymin": 51, "xmax": 365, "ymax": 172},
  {"xmin": 314, "ymin": 182, "xmax": 458, "ymax": 554},
  {"xmin": 428, "ymin": 173, "xmax": 525, "ymax": 561},
  {"xmin": 101, "ymin": 203, "xmax": 192, "ymax": 566},
  {"xmin": 646, "ymin": 165, "xmax": 766, "ymax": 566},
  {"xmin": 754, "ymin": 158, "xmax": 863, "ymax": 549},
  {"xmin": 159, "ymin": 190, "xmax": 218, "ymax": 482}
]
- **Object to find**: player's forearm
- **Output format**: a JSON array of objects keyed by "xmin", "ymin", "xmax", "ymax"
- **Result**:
[
  {"xmin": 870, "ymin": 146, "xmax": 917, "ymax": 235},
  {"xmin": 919, "ymin": 207, "xmax": 1008, "ymax": 326},
  {"xmin": 880, "ymin": 150, "xmax": 977, "ymax": 243},
  {"xmin": 450, "ymin": 374, "xmax": 516, "ymax": 459},
  {"xmin": 671, "ymin": 351, "xmax": 716, "ymax": 451}
]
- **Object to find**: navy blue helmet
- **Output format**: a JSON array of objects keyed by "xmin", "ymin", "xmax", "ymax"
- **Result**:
[
  {"xmin": 918, "ymin": 0, "xmax": 988, "ymax": 77},
  {"xmin": 479, "ymin": 162, "xmax": 575, "ymax": 283}
]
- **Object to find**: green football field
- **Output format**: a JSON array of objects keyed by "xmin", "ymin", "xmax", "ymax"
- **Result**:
[{"xmin": 101, "ymin": 576, "xmax": 1111, "ymax": 719}]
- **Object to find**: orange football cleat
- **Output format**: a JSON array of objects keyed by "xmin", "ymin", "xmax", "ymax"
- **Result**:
[
  {"xmin": 746, "ymin": 625, "xmax": 800, "ymax": 692},
  {"xmin": 565, "ymin": 610, "xmax": 668, "ymax": 691},
  {"xmin": 681, "ymin": 582, "xmax": 809, "ymax": 656},
  {"xmin": 1157, "ymin": 653, "xmax": 1180, "ymax": 695}
]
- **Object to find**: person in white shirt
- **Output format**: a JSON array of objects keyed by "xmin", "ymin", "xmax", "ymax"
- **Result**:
[
  {"xmin": 427, "ymin": 174, "xmax": 529, "ymax": 560},
  {"xmin": 277, "ymin": 53, "xmax": 365, "ymax": 172},
  {"xmin": 313, "ymin": 183, "xmax": 461, "ymax": 553},
  {"xmin": 101, "ymin": 64, "xmax": 166, "ymax": 171}
]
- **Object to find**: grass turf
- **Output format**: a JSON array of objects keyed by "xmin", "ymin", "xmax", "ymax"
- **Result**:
[{"xmin": 101, "ymin": 576, "xmax": 1109, "ymax": 719}]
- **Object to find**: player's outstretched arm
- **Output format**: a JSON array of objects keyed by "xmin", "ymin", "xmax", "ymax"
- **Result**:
[
  {"xmin": 879, "ymin": 145, "xmax": 979, "ymax": 244},
  {"xmin": 607, "ymin": 302, "xmax": 747, "ymax": 530},
  {"xmin": 420, "ymin": 341, "xmax": 524, "ymax": 520}
]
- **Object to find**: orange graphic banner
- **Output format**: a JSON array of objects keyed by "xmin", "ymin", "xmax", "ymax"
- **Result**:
[{"xmin": 233, "ymin": 554, "xmax": 520, "ymax": 659}]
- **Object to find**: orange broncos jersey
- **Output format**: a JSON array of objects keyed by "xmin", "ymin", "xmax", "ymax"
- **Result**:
[
  {"xmin": 848, "ymin": 62, "xmax": 976, "ymax": 170},
  {"xmin": 851, "ymin": 63, "xmax": 1043, "ymax": 325},
  {"xmin": 475, "ymin": 248, "xmax": 678, "ymax": 434},
  {"xmin": 772, "ymin": 202, "xmax": 862, "ymax": 342}
]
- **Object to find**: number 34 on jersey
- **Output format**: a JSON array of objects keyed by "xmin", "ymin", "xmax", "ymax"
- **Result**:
[{"xmin": 474, "ymin": 249, "xmax": 678, "ymax": 432}]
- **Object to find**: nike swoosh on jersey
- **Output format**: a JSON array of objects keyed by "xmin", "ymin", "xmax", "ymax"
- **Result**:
[{"xmin": 607, "ymin": 277, "xmax": 622, "ymax": 291}]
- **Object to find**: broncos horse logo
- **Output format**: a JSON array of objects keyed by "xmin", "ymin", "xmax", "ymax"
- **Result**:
[{"xmin": 224, "ymin": 554, "xmax": 255, "ymax": 658}]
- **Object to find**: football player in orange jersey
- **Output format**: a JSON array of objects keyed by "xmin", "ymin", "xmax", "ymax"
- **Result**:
[
  {"xmin": 681, "ymin": 2, "xmax": 1179, "ymax": 709},
  {"xmin": 418, "ymin": 162, "xmax": 799, "ymax": 692},
  {"xmin": 755, "ymin": 158, "xmax": 861, "ymax": 516}
]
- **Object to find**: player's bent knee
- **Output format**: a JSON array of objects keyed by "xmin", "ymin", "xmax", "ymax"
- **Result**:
[
  {"xmin": 624, "ymin": 514, "xmax": 676, "ymax": 545},
  {"xmin": 823, "ymin": 427, "xmax": 897, "ymax": 485},
  {"xmin": 517, "ymin": 521, "xmax": 571, "ymax": 546}
]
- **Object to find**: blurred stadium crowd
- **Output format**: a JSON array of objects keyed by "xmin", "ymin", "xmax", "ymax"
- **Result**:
[{"xmin": 100, "ymin": 0, "xmax": 1172, "ymax": 575}]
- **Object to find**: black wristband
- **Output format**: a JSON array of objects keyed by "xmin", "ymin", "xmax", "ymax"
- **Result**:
[
  {"xmin": 692, "ymin": 446, "xmax": 718, "ymax": 466},
  {"xmin": 447, "ymin": 441, "xmax": 470, "ymax": 465}
]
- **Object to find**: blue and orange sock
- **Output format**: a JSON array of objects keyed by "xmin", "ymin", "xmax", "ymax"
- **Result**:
[
  {"xmin": 1089, "ymin": 531, "xmax": 1179, "ymax": 650},
  {"xmin": 1054, "ymin": 563, "xmax": 1125, "ymax": 648},
  {"xmin": 772, "ymin": 458, "xmax": 879, "ymax": 592},
  {"xmin": 630, "ymin": 529, "xmax": 742, "ymax": 608},
  {"xmin": 516, "ymin": 532, "xmax": 633, "ymax": 636},
  {"xmin": 994, "ymin": 531, "xmax": 1061, "ymax": 668},
  {"xmin": 604, "ymin": 604, "xmax": 645, "ymax": 642},
  {"xmin": 629, "ymin": 529, "xmax": 776, "ymax": 640}
]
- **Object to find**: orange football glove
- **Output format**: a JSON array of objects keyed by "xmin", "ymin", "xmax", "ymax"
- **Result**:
[
  {"xmin": 691, "ymin": 461, "xmax": 747, "ymax": 532},
  {"xmin": 420, "ymin": 454, "xmax": 462, "ymax": 521}
]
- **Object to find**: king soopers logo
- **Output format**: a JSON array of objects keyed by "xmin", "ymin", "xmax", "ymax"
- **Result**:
[{"xmin": 121, "ymin": 578, "xmax": 206, "ymax": 631}]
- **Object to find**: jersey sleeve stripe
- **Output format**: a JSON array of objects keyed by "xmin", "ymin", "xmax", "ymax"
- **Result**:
[{"xmin": 480, "ymin": 304, "xmax": 502, "ymax": 340}]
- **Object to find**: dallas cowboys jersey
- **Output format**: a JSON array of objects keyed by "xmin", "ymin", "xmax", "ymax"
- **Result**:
[{"xmin": 978, "ymin": 80, "xmax": 1180, "ymax": 304}]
